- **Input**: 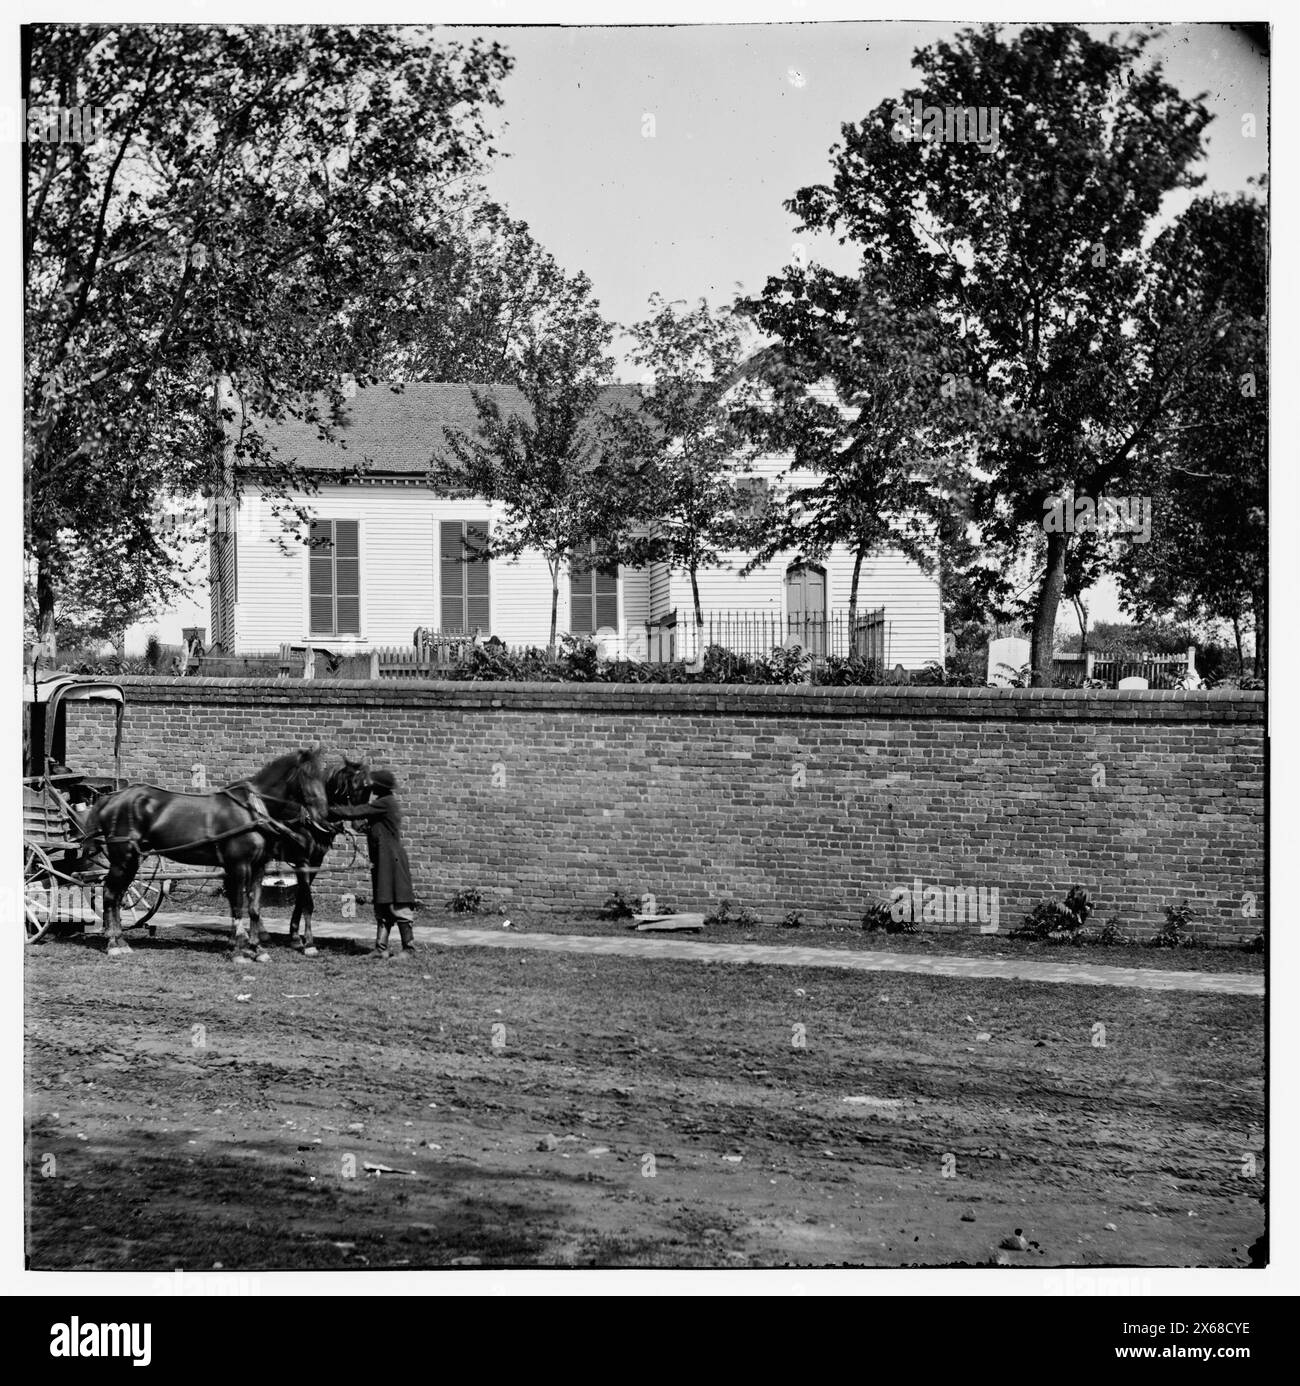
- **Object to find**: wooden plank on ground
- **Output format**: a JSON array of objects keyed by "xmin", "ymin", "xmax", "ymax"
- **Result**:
[{"xmin": 630, "ymin": 912, "xmax": 706, "ymax": 933}]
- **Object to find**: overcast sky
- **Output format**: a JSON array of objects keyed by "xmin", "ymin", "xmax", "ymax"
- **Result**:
[{"xmin": 460, "ymin": 21, "xmax": 1268, "ymax": 378}]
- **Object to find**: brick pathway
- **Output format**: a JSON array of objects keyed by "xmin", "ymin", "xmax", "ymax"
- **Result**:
[{"xmin": 157, "ymin": 914, "xmax": 1263, "ymax": 997}]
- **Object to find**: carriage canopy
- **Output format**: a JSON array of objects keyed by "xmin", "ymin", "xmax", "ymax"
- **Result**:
[{"xmin": 22, "ymin": 675, "xmax": 124, "ymax": 783}]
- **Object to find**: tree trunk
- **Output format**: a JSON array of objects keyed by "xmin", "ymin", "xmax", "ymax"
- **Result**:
[
  {"xmin": 1232, "ymin": 613, "xmax": 1244, "ymax": 675},
  {"xmin": 548, "ymin": 558, "xmax": 560, "ymax": 655},
  {"xmin": 1251, "ymin": 585, "xmax": 1266, "ymax": 679},
  {"xmin": 35, "ymin": 543, "xmax": 57, "ymax": 663},
  {"xmin": 1072, "ymin": 594, "xmax": 1088, "ymax": 654},
  {"xmin": 848, "ymin": 542, "xmax": 866, "ymax": 648},
  {"xmin": 690, "ymin": 563, "xmax": 704, "ymax": 655},
  {"xmin": 1030, "ymin": 530, "xmax": 1069, "ymax": 687}
]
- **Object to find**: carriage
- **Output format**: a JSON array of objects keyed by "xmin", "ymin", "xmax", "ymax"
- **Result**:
[
  {"xmin": 24, "ymin": 673, "xmax": 363, "ymax": 956},
  {"xmin": 23, "ymin": 674, "xmax": 167, "ymax": 941}
]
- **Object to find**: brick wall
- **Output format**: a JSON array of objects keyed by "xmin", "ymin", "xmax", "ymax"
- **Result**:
[{"xmin": 63, "ymin": 679, "xmax": 1266, "ymax": 941}]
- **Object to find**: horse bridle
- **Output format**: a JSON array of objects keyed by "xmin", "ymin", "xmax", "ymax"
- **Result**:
[{"xmin": 220, "ymin": 784, "xmax": 328, "ymax": 853}]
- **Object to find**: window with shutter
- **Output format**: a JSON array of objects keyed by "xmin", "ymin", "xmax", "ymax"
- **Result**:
[
  {"xmin": 334, "ymin": 520, "xmax": 360, "ymax": 633},
  {"xmin": 570, "ymin": 539, "xmax": 619, "ymax": 635},
  {"xmin": 309, "ymin": 521, "xmax": 334, "ymax": 634},
  {"xmin": 440, "ymin": 519, "xmax": 491, "ymax": 633},
  {"xmin": 308, "ymin": 519, "xmax": 362, "ymax": 636},
  {"xmin": 735, "ymin": 476, "xmax": 769, "ymax": 519}
]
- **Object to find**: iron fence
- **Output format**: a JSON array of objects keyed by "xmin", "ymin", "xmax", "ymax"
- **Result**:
[{"xmin": 647, "ymin": 608, "xmax": 888, "ymax": 664}]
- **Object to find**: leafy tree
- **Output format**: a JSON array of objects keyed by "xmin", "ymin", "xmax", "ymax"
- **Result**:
[
  {"xmin": 25, "ymin": 23, "xmax": 512, "ymax": 656},
  {"xmin": 777, "ymin": 23, "xmax": 1219, "ymax": 683},
  {"xmin": 376, "ymin": 198, "xmax": 608, "ymax": 387},
  {"xmin": 432, "ymin": 272, "xmax": 632, "ymax": 651},
  {"xmin": 1113, "ymin": 194, "xmax": 1267, "ymax": 676},
  {"xmin": 932, "ymin": 482, "xmax": 1024, "ymax": 650},
  {"xmin": 738, "ymin": 268, "xmax": 987, "ymax": 635},
  {"xmin": 605, "ymin": 296, "xmax": 762, "ymax": 648}
]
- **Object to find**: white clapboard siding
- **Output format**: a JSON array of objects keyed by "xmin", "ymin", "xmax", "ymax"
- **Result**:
[
  {"xmin": 654, "ymin": 542, "xmax": 942, "ymax": 668},
  {"xmin": 489, "ymin": 546, "xmax": 562, "ymax": 648},
  {"xmin": 228, "ymin": 462, "xmax": 942, "ymax": 665},
  {"xmin": 233, "ymin": 483, "xmax": 645, "ymax": 654},
  {"xmin": 851, "ymin": 549, "xmax": 945, "ymax": 668},
  {"xmin": 234, "ymin": 483, "xmax": 433, "ymax": 653}
]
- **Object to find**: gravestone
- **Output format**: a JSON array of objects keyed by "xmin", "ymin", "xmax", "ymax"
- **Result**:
[{"xmin": 987, "ymin": 636, "xmax": 1031, "ymax": 685}]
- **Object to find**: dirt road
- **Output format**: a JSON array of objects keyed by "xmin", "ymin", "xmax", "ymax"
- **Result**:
[{"xmin": 26, "ymin": 925, "xmax": 1265, "ymax": 1269}]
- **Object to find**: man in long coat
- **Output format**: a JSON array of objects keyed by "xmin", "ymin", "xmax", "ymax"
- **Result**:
[{"xmin": 329, "ymin": 768, "xmax": 417, "ymax": 957}]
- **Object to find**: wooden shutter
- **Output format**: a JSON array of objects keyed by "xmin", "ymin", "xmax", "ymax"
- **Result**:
[
  {"xmin": 440, "ymin": 520, "xmax": 490, "ymax": 632},
  {"xmin": 571, "ymin": 540, "xmax": 617, "ymax": 634},
  {"xmin": 570, "ymin": 543, "xmax": 594, "ymax": 635},
  {"xmin": 594, "ymin": 558, "xmax": 618, "ymax": 631},
  {"xmin": 334, "ymin": 520, "xmax": 360, "ymax": 633},
  {"xmin": 440, "ymin": 521, "xmax": 465, "ymax": 631},
  {"xmin": 309, "ymin": 520, "xmax": 334, "ymax": 634},
  {"xmin": 465, "ymin": 522, "xmax": 490, "ymax": 633}
]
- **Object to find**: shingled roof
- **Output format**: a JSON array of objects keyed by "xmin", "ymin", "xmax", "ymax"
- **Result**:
[{"xmin": 239, "ymin": 381, "xmax": 644, "ymax": 476}]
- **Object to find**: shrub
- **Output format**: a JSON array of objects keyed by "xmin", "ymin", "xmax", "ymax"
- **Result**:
[
  {"xmin": 447, "ymin": 642, "xmax": 549, "ymax": 681},
  {"xmin": 438, "ymin": 639, "xmax": 975, "ymax": 688},
  {"xmin": 1210, "ymin": 674, "xmax": 1265, "ymax": 691},
  {"xmin": 780, "ymin": 910, "xmax": 805, "ymax": 929},
  {"xmin": 912, "ymin": 651, "xmax": 987, "ymax": 687},
  {"xmin": 1011, "ymin": 887, "xmax": 1093, "ymax": 940},
  {"xmin": 1151, "ymin": 900, "xmax": 1199, "ymax": 948},
  {"xmin": 815, "ymin": 654, "xmax": 888, "ymax": 686},
  {"xmin": 861, "ymin": 900, "xmax": 914, "ymax": 934},
  {"xmin": 1096, "ymin": 916, "xmax": 1129, "ymax": 946},
  {"xmin": 559, "ymin": 633, "xmax": 600, "ymax": 681},
  {"xmin": 447, "ymin": 886, "xmax": 484, "ymax": 914},
  {"xmin": 705, "ymin": 898, "xmax": 761, "ymax": 928},
  {"xmin": 699, "ymin": 644, "xmax": 763, "ymax": 684},
  {"xmin": 763, "ymin": 644, "xmax": 810, "ymax": 684},
  {"xmin": 599, "ymin": 888, "xmax": 639, "ymax": 920},
  {"xmin": 990, "ymin": 661, "xmax": 1032, "ymax": 688}
]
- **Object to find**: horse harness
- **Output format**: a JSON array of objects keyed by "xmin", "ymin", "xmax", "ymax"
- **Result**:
[{"xmin": 96, "ymin": 781, "xmax": 323, "ymax": 859}]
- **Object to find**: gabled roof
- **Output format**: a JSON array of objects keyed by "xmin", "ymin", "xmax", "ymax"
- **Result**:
[{"xmin": 235, "ymin": 381, "xmax": 644, "ymax": 476}]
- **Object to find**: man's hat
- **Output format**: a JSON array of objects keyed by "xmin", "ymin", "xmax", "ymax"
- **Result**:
[{"xmin": 369, "ymin": 768, "xmax": 397, "ymax": 794}]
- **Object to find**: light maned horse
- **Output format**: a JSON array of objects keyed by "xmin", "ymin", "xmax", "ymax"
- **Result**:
[{"xmin": 83, "ymin": 749, "xmax": 329, "ymax": 960}]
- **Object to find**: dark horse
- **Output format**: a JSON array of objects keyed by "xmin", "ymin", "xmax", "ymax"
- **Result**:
[
  {"xmin": 83, "ymin": 749, "xmax": 329, "ymax": 960},
  {"xmin": 263, "ymin": 757, "xmax": 370, "ymax": 957}
]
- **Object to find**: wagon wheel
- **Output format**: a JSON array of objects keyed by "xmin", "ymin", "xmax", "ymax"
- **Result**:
[{"xmin": 24, "ymin": 842, "xmax": 59, "ymax": 943}]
